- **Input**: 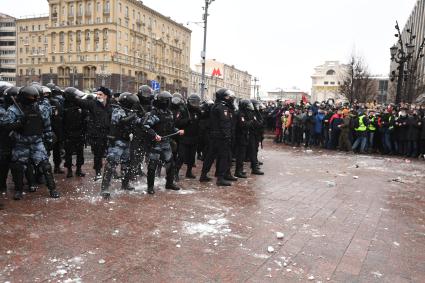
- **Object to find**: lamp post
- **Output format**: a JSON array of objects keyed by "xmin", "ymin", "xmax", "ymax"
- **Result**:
[
  {"xmin": 200, "ymin": 0, "xmax": 215, "ymax": 100},
  {"xmin": 390, "ymin": 21, "xmax": 415, "ymax": 104}
]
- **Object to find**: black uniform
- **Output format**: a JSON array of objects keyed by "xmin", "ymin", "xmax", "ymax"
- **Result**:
[
  {"xmin": 49, "ymin": 96, "xmax": 65, "ymax": 173},
  {"xmin": 175, "ymin": 104, "xmax": 201, "ymax": 179},
  {"xmin": 200, "ymin": 97, "xmax": 233, "ymax": 185},
  {"xmin": 63, "ymin": 97, "xmax": 87, "ymax": 177},
  {"xmin": 143, "ymin": 91, "xmax": 181, "ymax": 194}
]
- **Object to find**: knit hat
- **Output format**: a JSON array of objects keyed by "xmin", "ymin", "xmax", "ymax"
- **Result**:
[{"xmin": 96, "ymin": 86, "xmax": 111, "ymax": 97}]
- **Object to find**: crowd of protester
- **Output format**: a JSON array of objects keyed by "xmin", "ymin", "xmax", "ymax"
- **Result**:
[{"xmin": 263, "ymin": 100, "xmax": 425, "ymax": 158}]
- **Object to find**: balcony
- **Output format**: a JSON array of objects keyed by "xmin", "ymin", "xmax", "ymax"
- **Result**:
[{"xmin": 103, "ymin": 9, "xmax": 110, "ymax": 15}]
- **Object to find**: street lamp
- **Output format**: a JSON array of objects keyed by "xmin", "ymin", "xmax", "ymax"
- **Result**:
[
  {"xmin": 200, "ymin": 0, "xmax": 215, "ymax": 100},
  {"xmin": 390, "ymin": 21, "xmax": 415, "ymax": 104}
]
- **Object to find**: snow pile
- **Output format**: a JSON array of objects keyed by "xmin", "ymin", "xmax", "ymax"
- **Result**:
[{"xmin": 183, "ymin": 217, "xmax": 231, "ymax": 238}]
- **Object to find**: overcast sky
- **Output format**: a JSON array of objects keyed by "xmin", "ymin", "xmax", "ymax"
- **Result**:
[{"xmin": 3, "ymin": 0, "xmax": 419, "ymax": 93}]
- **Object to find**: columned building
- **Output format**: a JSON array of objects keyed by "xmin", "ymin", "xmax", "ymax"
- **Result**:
[
  {"xmin": 194, "ymin": 59, "xmax": 252, "ymax": 100},
  {"xmin": 311, "ymin": 61, "xmax": 348, "ymax": 103},
  {"xmin": 0, "ymin": 13, "xmax": 17, "ymax": 84},
  {"xmin": 188, "ymin": 70, "xmax": 223, "ymax": 101},
  {"xmin": 16, "ymin": 0, "xmax": 191, "ymax": 94}
]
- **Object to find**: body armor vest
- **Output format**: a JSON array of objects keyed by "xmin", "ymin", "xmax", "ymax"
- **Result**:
[
  {"xmin": 20, "ymin": 104, "xmax": 43, "ymax": 136},
  {"xmin": 153, "ymin": 109, "xmax": 174, "ymax": 137}
]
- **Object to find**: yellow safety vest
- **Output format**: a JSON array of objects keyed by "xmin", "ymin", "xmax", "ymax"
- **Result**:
[
  {"xmin": 368, "ymin": 117, "xmax": 376, "ymax": 131},
  {"xmin": 356, "ymin": 115, "xmax": 367, "ymax": 132}
]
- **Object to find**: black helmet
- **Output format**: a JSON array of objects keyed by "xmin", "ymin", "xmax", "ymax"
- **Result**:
[
  {"xmin": 118, "ymin": 92, "xmax": 139, "ymax": 109},
  {"xmin": 138, "ymin": 85, "xmax": 153, "ymax": 98},
  {"xmin": 18, "ymin": 86, "xmax": 39, "ymax": 105},
  {"xmin": 154, "ymin": 91, "xmax": 172, "ymax": 109},
  {"xmin": 64, "ymin": 87, "xmax": 85, "ymax": 98},
  {"xmin": 30, "ymin": 83, "xmax": 43, "ymax": 97},
  {"xmin": 51, "ymin": 85, "xmax": 64, "ymax": 96},
  {"xmin": 46, "ymin": 82, "xmax": 56, "ymax": 90},
  {"xmin": 215, "ymin": 88, "xmax": 234, "ymax": 102},
  {"xmin": 3, "ymin": 86, "xmax": 20, "ymax": 107},
  {"xmin": 250, "ymin": 99, "xmax": 260, "ymax": 111},
  {"xmin": 187, "ymin": 94, "xmax": 201, "ymax": 108},
  {"xmin": 171, "ymin": 93, "xmax": 184, "ymax": 106},
  {"xmin": 239, "ymin": 99, "xmax": 254, "ymax": 111}
]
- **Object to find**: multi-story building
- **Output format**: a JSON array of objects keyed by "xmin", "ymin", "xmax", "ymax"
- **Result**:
[
  {"xmin": 266, "ymin": 88, "xmax": 310, "ymax": 103},
  {"xmin": 16, "ymin": 0, "xmax": 191, "ymax": 94},
  {"xmin": 194, "ymin": 59, "xmax": 252, "ymax": 100},
  {"xmin": 311, "ymin": 61, "xmax": 348, "ymax": 102},
  {"xmin": 389, "ymin": 0, "xmax": 425, "ymax": 103},
  {"xmin": 0, "ymin": 13, "xmax": 17, "ymax": 84},
  {"xmin": 188, "ymin": 70, "xmax": 223, "ymax": 100}
]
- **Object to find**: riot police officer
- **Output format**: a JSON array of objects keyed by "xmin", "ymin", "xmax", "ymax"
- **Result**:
[
  {"xmin": 129, "ymin": 85, "xmax": 153, "ymax": 178},
  {"xmin": 200, "ymin": 88, "xmax": 235, "ymax": 186},
  {"xmin": 65, "ymin": 86, "xmax": 112, "ymax": 180},
  {"xmin": 63, "ymin": 87, "xmax": 87, "ymax": 178},
  {"xmin": 143, "ymin": 91, "xmax": 184, "ymax": 194},
  {"xmin": 175, "ymin": 94, "xmax": 201, "ymax": 180},
  {"xmin": 0, "ymin": 86, "xmax": 60, "ymax": 200},
  {"xmin": 0, "ymin": 85, "xmax": 14, "ymax": 193},
  {"xmin": 101, "ymin": 92, "xmax": 140, "ymax": 197}
]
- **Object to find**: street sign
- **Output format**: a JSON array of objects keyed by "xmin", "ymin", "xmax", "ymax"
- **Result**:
[{"xmin": 151, "ymin": 80, "xmax": 160, "ymax": 91}]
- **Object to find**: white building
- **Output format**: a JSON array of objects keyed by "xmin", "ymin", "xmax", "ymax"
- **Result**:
[
  {"xmin": 311, "ymin": 61, "xmax": 348, "ymax": 102},
  {"xmin": 0, "ymin": 13, "xmax": 16, "ymax": 85}
]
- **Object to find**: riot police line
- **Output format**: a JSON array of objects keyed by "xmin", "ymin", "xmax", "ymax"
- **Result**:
[{"xmin": 0, "ymin": 83, "xmax": 265, "ymax": 202}]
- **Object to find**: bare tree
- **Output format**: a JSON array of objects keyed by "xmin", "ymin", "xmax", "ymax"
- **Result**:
[{"xmin": 339, "ymin": 55, "xmax": 375, "ymax": 103}]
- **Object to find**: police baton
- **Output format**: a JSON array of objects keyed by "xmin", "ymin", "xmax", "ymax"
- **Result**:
[
  {"xmin": 161, "ymin": 132, "xmax": 181, "ymax": 139},
  {"xmin": 10, "ymin": 96, "xmax": 25, "ymax": 117}
]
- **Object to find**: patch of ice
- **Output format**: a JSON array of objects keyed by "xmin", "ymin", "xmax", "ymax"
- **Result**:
[
  {"xmin": 98, "ymin": 259, "xmax": 106, "ymax": 264},
  {"xmin": 276, "ymin": 232, "xmax": 284, "ymax": 239},
  {"xmin": 285, "ymin": 217, "xmax": 295, "ymax": 222},
  {"xmin": 371, "ymin": 271, "xmax": 383, "ymax": 278},
  {"xmin": 267, "ymin": 246, "xmax": 275, "ymax": 253}
]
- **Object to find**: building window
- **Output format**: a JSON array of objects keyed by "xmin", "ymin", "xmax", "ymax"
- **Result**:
[
  {"xmin": 330, "ymin": 82, "xmax": 335, "ymax": 85},
  {"xmin": 326, "ymin": 70, "xmax": 336, "ymax": 75}
]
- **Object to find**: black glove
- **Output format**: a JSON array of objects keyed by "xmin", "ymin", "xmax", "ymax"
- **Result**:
[{"xmin": 120, "ymin": 113, "xmax": 137, "ymax": 125}]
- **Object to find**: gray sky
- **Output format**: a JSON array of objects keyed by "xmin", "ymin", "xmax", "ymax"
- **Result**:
[{"xmin": 3, "ymin": 0, "xmax": 418, "ymax": 93}]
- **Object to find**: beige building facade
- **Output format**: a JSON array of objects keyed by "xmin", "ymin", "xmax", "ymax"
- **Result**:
[
  {"xmin": 188, "ymin": 70, "xmax": 224, "ymax": 101},
  {"xmin": 16, "ymin": 0, "xmax": 191, "ymax": 94},
  {"xmin": 266, "ymin": 88, "xmax": 310, "ymax": 103},
  {"xmin": 194, "ymin": 59, "xmax": 252, "ymax": 100},
  {"xmin": 0, "ymin": 13, "xmax": 17, "ymax": 84},
  {"xmin": 311, "ymin": 61, "xmax": 348, "ymax": 103}
]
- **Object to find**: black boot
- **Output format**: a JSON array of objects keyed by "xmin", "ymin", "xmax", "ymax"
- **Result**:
[
  {"xmin": 234, "ymin": 171, "xmax": 247, "ymax": 178},
  {"xmin": 54, "ymin": 166, "xmax": 65, "ymax": 174},
  {"xmin": 28, "ymin": 185, "xmax": 38, "ymax": 193},
  {"xmin": 75, "ymin": 166, "xmax": 85, "ymax": 177},
  {"xmin": 185, "ymin": 167, "xmax": 196, "ymax": 179},
  {"xmin": 11, "ymin": 163, "xmax": 25, "ymax": 200},
  {"xmin": 147, "ymin": 168, "xmax": 155, "ymax": 195},
  {"xmin": 251, "ymin": 168, "xmax": 265, "ymax": 175},
  {"xmin": 40, "ymin": 161, "xmax": 60, "ymax": 198},
  {"xmin": 165, "ymin": 182, "xmax": 180, "ymax": 191},
  {"xmin": 66, "ymin": 168, "xmax": 73, "ymax": 178},
  {"xmin": 121, "ymin": 165, "xmax": 135, "ymax": 191},
  {"xmin": 94, "ymin": 169, "xmax": 102, "ymax": 181},
  {"xmin": 224, "ymin": 174, "xmax": 238, "ymax": 181},
  {"xmin": 101, "ymin": 163, "xmax": 114, "ymax": 198},
  {"xmin": 216, "ymin": 177, "xmax": 231, "ymax": 186},
  {"xmin": 199, "ymin": 174, "xmax": 212, "ymax": 182}
]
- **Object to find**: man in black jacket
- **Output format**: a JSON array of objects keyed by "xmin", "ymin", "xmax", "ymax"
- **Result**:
[
  {"xmin": 64, "ymin": 86, "xmax": 112, "ymax": 180},
  {"xmin": 199, "ymin": 88, "xmax": 235, "ymax": 186}
]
